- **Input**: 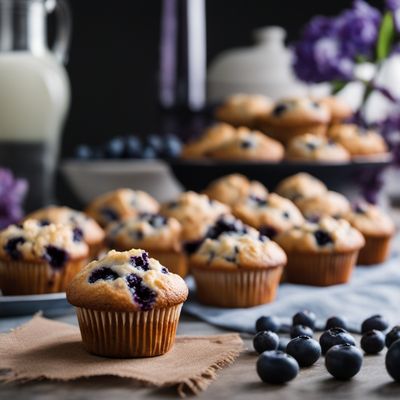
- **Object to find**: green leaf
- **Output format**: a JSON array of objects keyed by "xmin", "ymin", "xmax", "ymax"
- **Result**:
[
  {"xmin": 331, "ymin": 80, "xmax": 347, "ymax": 95},
  {"xmin": 376, "ymin": 12, "xmax": 395, "ymax": 61}
]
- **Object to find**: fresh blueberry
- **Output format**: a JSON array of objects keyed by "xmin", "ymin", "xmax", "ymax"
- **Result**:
[
  {"xmin": 257, "ymin": 350, "xmax": 299, "ymax": 384},
  {"xmin": 100, "ymin": 207, "xmax": 119, "ymax": 222},
  {"xmin": 4, "ymin": 237, "xmax": 25, "ymax": 260},
  {"xmin": 253, "ymin": 331, "xmax": 280, "ymax": 354},
  {"xmin": 360, "ymin": 330, "xmax": 385, "ymax": 354},
  {"xmin": 259, "ymin": 226, "xmax": 278, "ymax": 239},
  {"xmin": 207, "ymin": 216, "xmax": 249, "ymax": 241},
  {"xmin": 240, "ymin": 139, "xmax": 254, "ymax": 149},
  {"xmin": 129, "ymin": 251, "xmax": 150, "ymax": 271},
  {"xmin": 145, "ymin": 134, "xmax": 164, "ymax": 155},
  {"xmin": 386, "ymin": 326, "xmax": 400, "ymax": 348},
  {"xmin": 361, "ymin": 315, "xmax": 389, "ymax": 333},
  {"xmin": 278, "ymin": 337, "xmax": 290, "ymax": 352},
  {"xmin": 290, "ymin": 324, "xmax": 313, "ymax": 339},
  {"xmin": 306, "ymin": 142, "xmax": 317, "ymax": 151},
  {"xmin": 249, "ymin": 195, "xmax": 268, "ymax": 207},
  {"xmin": 325, "ymin": 344, "xmax": 363, "ymax": 380},
  {"xmin": 105, "ymin": 137, "xmax": 125, "ymax": 158},
  {"xmin": 89, "ymin": 266, "xmax": 119, "ymax": 283},
  {"xmin": 325, "ymin": 316, "xmax": 348, "ymax": 331},
  {"xmin": 386, "ymin": 339, "xmax": 400, "ymax": 381},
  {"xmin": 123, "ymin": 135, "xmax": 143, "ymax": 158},
  {"xmin": 44, "ymin": 245, "xmax": 69, "ymax": 269},
  {"xmin": 125, "ymin": 273, "xmax": 156, "ymax": 310},
  {"xmin": 319, "ymin": 328, "xmax": 356, "ymax": 354},
  {"xmin": 255, "ymin": 315, "xmax": 281, "ymax": 333},
  {"xmin": 72, "ymin": 227, "xmax": 84, "ymax": 242},
  {"xmin": 162, "ymin": 134, "xmax": 182, "ymax": 158},
  {"xmin": 286, "ymin": 336, "xmax": 321, "ymax": 367},
  {"xmin": 74, "ymin": 144, "xmax": 93, "ymax": 160},
  {"xmin": 272, "ymin": 104, "xmax": 287, "ymax": 117},
  {"xmin": 293, "ymin": 310, "xmax": 316, "ymax": 330},
  {"xmin": 141, "ymin": 213, "xmax": 167, "ymax": 228},
  {"xmin": 314, "ymin": 230, "xmax": 333, "ymax": 247},
  {"xmin": 142, "ymin": 146, "xmax": 157, "ymax": 159}
]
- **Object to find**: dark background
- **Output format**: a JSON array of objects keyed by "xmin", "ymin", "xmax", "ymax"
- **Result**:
[{"xmin": 62, "ymin": 0, "xmax": 383, "ymax": 156}]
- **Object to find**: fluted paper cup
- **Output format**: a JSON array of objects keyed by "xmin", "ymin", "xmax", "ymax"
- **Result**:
[
  {"xmin": 191, "ymin": 265, "xmax": 284, "ymax": 308},
  {"xmin": 76, "ymin": 304, "xmax": 183, "ymax": 358},
  {"xmin": 0, "ymin": 258, "xmax": 86, "ymax": 295}
]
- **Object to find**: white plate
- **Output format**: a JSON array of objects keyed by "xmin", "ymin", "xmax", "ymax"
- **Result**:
[{"xmin": 0, "ymin": 292, "xmax": 71, "ymax": 317}]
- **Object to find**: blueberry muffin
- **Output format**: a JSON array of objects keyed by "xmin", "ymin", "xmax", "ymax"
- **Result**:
[
  {"xmin": 208, "ymin": 128, "xmax": 285, "ymax": 162},
  {"xmin": 0, "ymin": 219, "xmax": 88, "ymax": 295},
  {"xmin": 203, "ymin": 173, "xmax": 268, "ymax": 207},
  {"xmin": 286, "ymin": 133, "xmax": 351, "ymax": 163},
  {"xmin": 86, "ymin": 189, "xmax": 160, "ymax": 228},
  {"xmin": 190, "ymin": 232, "xmax": 287, "ymax": 307},
  {"xmin": 215, "ymin": 93, "xmax": 273, "ymax": 128},
  {"xmin": 160, "ymin": 191, "xmax": 230, "ymax": 250},
  {"xmin": 345, "ymin": 201, "xmax": 395, "ymax": 265},
  {"xmin": 181, "ymin": 123, "xmax": 238, "ymax": 159},
  {"xmin": 328, "ymin": 124, "xmax": 388, "ymax": 158},
  {"xmin": 276, "ymin": 216, "xmax": 365, "ymax": 286},
  {"xmin": 26, "ymin": 206, "xmax": 105, "ymax": 259},
  {"xmin": 319, "ymin": 96, "xmax": 353, "ymax": 124},
  {"xmin": 257, "ymin": 97, "xmax": 331, "ymax": 143},
  {"xmin": 275, "ymin": 173, "xmax": 328, "ymax": 203},
  {"xmin": 67, "ymin": 249, "xmax": 188, "ymax": 357},
  {"xmin": 296, "ymin": 191, "xmax": 351, "ymax": 220},
  {"xmin": 233, "ymin": 193, "xmax": 304, "ymax": 238},
  {"xmin": 105, "ymin": 213, "xmax": 187, "ymax": 277}
]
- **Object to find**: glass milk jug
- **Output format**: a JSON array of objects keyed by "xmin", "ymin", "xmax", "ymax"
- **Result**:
[{"xmin": 0, "ymin": 0, "xmax": 71, "ymax": 211}]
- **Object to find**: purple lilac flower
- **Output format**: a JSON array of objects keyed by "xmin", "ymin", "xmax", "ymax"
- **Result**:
[
  {"xmin": 337, "ymin": 0, "xmax": 381, "ymax": 59},
  {"xmin": 386, "ymin": 0, "xmax": 400, "ymax": 33},
  {"xmin": 293, "ymin": 0, "xmax": 381, "ymax": 83},
  {"xmin": 0, "ymin": 168, "xmax": 28, "ymax": 229}
]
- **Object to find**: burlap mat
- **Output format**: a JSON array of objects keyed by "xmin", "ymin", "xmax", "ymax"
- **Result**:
[{"xmin": 0, "ymin": 315, "xmax": 243, "ymax": 397}]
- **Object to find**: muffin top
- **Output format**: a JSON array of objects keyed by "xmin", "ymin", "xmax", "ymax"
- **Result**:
[
  {"xmin": 262, "ymin": 97, "xmax": 330, "ymax": 126},
  {"xmin": 160, "ymin": 191, "xmax": 230, "ymax": 242},
  {"xmin": 184, "ymin": 213, "xmax": 260, "ymax": 254},
  {"xmin": 296, "ymin": 191, "xmax": 351, "ymax": 220},
  {"xmin": 67, "ymin": 249, "xmax": 188, "ymax": 312},
  {"xmin": 319, "ymin": 96, "xmax": 353, "ymax": 124},
  {"xmin": 0, "ymin": 219, "xmax": 88, "ymax": 266},
  {"xmin": 181, "ymin": 123, "xmax": 238, "ymax": 159},
  {"xmin": 208, "ymin": 128, "xmax": 285, "ymax": 162},
  {"xmin": 328, "ymin": 124, "xmax": 388, "ymax": 157},
  {"xmin": 26, "ymin": 206, "xmax": 105, "ymax": 245},
  {"xmin": 106, "ymin": 213, "xmax": 182, "ymax": 252},
  {"xmin": 215, "ymin": 94, "xmax": 273, "ymax": 127},
  {"xmin": 275, "ymin": 173, "xmax": 327, "ymax": 202},
  {"xmin": 86, "ymin": 189, "xmax": 160, "ymax": 227},
  {"xmin": 345, "ymin": 201, "xmax": 395, "ymax": 237},
  {"xmin": 286, "ymin": 133, "xmax": 351, "ymax": 162},
  {"xmin": 233, "ymin": 193, "xmax": 304, "ymax": 238},
  {"xmin": 203, "ymin": 173, "xmax": 268, "ymax": 207},
  {"xmin": 190, "ymin": 232, "xmax": 287, "ymax": 270},
  {"xmin": 276, "ymin": 216, "xmax": 365, "ymax": 253}
]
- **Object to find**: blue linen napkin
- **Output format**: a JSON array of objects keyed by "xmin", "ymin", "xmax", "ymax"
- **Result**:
[{"xmin": 183, "ymin": 251, "xmax": 400, "ymax": 334}]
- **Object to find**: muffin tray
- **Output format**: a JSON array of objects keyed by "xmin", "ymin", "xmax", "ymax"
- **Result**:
[
  {"xmin": 169, "ymin": 156, "xmax": 392, "ymax": 196},
  {"xmin": 0, "ymin": 292, "xmax": 71, "ymax": 317}
]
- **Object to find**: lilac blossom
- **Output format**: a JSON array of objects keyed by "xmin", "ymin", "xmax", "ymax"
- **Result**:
[
  {"xmin": 293, "ymin": 0, "xmax": 381, "ymax": 83},
  {"xmin": 0, "ymin": 169, "xmax": 28, "ymax": 229}
]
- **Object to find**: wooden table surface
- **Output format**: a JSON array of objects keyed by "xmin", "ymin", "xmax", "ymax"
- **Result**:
[{"xmin": 1, "ymin": 312, "xmax": 400, "ymax": 400}]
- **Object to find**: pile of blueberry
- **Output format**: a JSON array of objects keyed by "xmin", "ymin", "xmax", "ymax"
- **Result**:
[
  {"xmin": 74, "ymin": 134, "xmax": 183, "ymax": 160},
  {"xmin": 253, "ymin": 311, "xmax": 400, "ymax": 384}
]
